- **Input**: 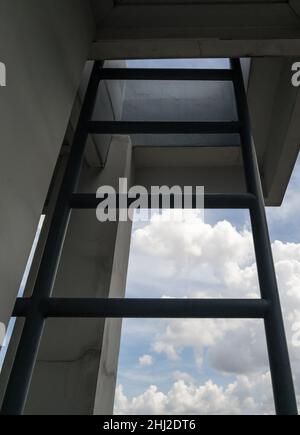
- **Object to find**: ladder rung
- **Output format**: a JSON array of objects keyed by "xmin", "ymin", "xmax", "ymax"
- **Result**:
[
  {"xmin": 99, "ymin": 68, "xmax": 233, "ymax": 81},
  {"xmin": 133, "ymin": 144, "xmax": 240, "ymax": 149},
  {"xmin": 87, "ymin": 121, "xmax": 241, "ymax": 135},
  {"xmin": 69, "ymin": 193, "xmax": 256, "ymax": 210},
  {"xmin": 13, "ymin": 298, "xmax": 270, "ymax": 319}
]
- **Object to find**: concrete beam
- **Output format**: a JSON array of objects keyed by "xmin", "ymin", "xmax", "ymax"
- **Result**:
[
  {"xmin": 91, "ymin": 1, "xmax": 300, "ymax": 58},
  {"xmin": 91, "ymin": 39, "xmax": 300, "ymax": 60},
  {"xmin": 247, "ymin": 57, "xmax": 300, "ymax": 205}
]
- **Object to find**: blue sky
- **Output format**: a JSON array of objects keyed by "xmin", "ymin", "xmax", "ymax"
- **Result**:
[{"xmin": 114, "ymin": 156, "xmax": 300, "ymax": 415}]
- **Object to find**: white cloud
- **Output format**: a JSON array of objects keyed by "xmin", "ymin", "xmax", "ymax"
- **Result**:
[
  {"xmin": 172, "ymin": 371, "xmax": 194, "ymax": 383},
  {"xmin": 267, "ymin": 161, "xmax": 300, "ymax": 225},
  {"xmin": 130, "ymin": 210, "xmax": 259, "ymax": 298},
  {"xmin": 115, "ymin": 374, "xmax": 274, "ymax": 415},
  {"xmin": 115, "ymin": 384, "xmax": 168, "ymax": 415},
  {"xmin": 139, "ymin": 354, "xmax": 154, "ymax": 367},
  {"xmin": 119, "ymin": 211, "xmax": 300, "ymax": 414}
]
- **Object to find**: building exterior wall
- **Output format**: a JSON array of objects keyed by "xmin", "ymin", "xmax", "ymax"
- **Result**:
[{"xmin": 0, "ymin": 0, "xmax": 95, "ymax": 332}]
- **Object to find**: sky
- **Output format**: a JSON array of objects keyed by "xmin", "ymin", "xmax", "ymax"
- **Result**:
[
  {"xmin": 113, "ymin": 59, "xmax": 300, "ymax": 415},
  {"xmin": 114, "ymin": 155, "xmax": 300, "ymax": 415}
]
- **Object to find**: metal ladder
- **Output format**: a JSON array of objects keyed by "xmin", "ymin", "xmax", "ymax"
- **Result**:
[{"xmin": 1, "ymin": 59, "xmax": 298, "ymax": 415}]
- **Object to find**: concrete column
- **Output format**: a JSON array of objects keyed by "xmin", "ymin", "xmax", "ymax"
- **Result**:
[{"xmin": 24, "ymin": 136, "xmax": 134, "ymax": 415}]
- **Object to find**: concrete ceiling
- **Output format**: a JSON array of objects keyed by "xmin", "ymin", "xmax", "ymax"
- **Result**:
[
  {"xmin": 90, "ymin": 0, "xmax": 300, "ymax": 59},
  {"xmin": 114, "ymin": 1, "xmax": 287, "ymax": 4},
  {"xmin": 86, "ymin": 1, "xmax": 300, "ymax": 206}
]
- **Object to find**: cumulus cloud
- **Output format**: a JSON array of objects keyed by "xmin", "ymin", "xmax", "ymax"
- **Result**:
[
  {"xmin": 172, "ymin": 371, "xmax": 194, "ymax": 383},
  {"xmin": 115, "ymin": 374, "xmax": 274, "ymax": 415},
  {"xmin": 117, "ymin": 210, "xmax": 300, "ymax": 414},
  {"xmin": 266, "ymin": 158, "xmax": 300, "ymax": 242},
  {"xmin": 130, "ymin": 210, "xmax": 259, "ymax": 299},
  {"xmin": 267, "ymin": 159, "xmax": 300, "ymax": 225},
  {"xmin": 139, "ymin": 354, "xmax": 154, "ymax": 367}
]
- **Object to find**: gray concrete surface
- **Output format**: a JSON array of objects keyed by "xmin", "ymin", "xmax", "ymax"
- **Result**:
[{"xmin": 0, "ymin": 0, "xmax": 94, "ymax": 335}]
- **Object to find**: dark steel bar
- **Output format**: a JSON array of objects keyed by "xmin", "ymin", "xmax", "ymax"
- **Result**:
[
  {"xmin": 205, "ymin": 193, "xmax": 256, "ymax": 209},
  {"xmin": 133, "ymin": 144, "xmax": 240, "ymax": 149},
  {"xmin": 69, "ymin": 193, "xmax": 256, "ymax": 210},
  {"xmin": 88, "ymin": 121, "xmax": 241, "ymax": 135},
  {"xmin": 231, "ymin": 58, "xmax": 298, "ymax": 415},
  {"xmin": 0, "ymin": 62, "xmax": 103, "ymax": 416},
  {"xmin": 12, "ymin": 298, "xmax": 32, "ymax": 317},
  {"xmin": 13, "ymin": 298, "xmax": 270, "ymax": 320},
  {"xmin": 99, "ymin": 68, "xmax": 233, "ymax": 81}
]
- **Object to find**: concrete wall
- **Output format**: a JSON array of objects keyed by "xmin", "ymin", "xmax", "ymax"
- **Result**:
[
  {"xmin": 0, "ymin": 5, "xmax": 130, "ymax": 412},
  {"xmin": 0, "ymin": 1, "xmax": 95, "ymax": 332},
  {"xmin": 247, "ymin": 58, "xmax": 300, "ymax": 205},
  {"xmin": 70, "ymin": 60, "xmax": 126, "ymax": 168}
]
